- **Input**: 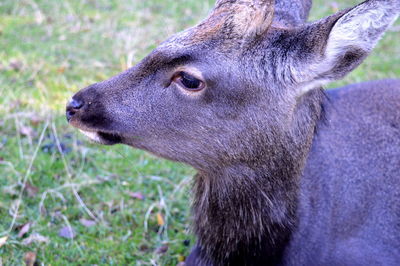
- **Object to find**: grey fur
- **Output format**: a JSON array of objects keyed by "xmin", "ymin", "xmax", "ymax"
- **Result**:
[
  {"xmin": 274, "ymin": 0, "xmax": 312, "ymax": 25},
  {"xmin": 67, "ymin": 0, "xmax": 400, "ymax": 265}
]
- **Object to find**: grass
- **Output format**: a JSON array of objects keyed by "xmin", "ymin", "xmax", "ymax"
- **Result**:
[{"xmin": 0, "ymin": 0, "xmax": 399, "ymax": 265}]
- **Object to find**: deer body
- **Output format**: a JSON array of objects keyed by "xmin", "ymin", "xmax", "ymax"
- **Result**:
[
  {"xmin": 67, "ymin": 0, "xmax": 400, "ymax": 265},
  {"xmin": 186, "ymin": 80, "xmax": 400, "ymax": 265},
  {"xmin": 286, "ymin": 79, "xmax": 400, "ymax": 265}
]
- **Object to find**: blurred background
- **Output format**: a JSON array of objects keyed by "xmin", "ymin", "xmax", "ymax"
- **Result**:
[{"xmin": 0, "ymin": 0, "xmax": 399, "ymax": 265}]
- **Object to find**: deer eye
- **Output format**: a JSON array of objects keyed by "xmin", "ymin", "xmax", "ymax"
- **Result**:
[{"xmin": 174, "ymin": 71, "xmax": 205, "ymax": 92}]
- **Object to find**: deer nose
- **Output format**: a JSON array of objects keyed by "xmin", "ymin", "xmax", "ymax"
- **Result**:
[{"xmin": 66, "ymin": 98, "xmax": 85, "ymax": 122}]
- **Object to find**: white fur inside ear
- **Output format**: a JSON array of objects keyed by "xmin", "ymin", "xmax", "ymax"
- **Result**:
[
  {"xmin": 326, "ymin": 1, "xmax": 398, "ymax": 61},
  {"xmin": 298, "ymin": 0, "xmax": 399, "ymax": 95}
]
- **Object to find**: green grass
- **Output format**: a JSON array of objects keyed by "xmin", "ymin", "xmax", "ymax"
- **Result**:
[{"xmin": 0, "ymin": 0, "xmax": 399, "ymax": 265}]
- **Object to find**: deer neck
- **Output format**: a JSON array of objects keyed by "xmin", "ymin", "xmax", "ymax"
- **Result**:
[
  {"xmin": 191, "ymin": 89, "xmax": 325, "ymax": 264},
  {"xmin": 192, "ymin": 157, "xmax": 303, "ymax": 264}
]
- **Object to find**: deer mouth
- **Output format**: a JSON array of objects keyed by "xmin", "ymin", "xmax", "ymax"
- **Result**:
[
  {"xmin": 79, "ymin": 130, "xmax": 122, "ymax": 145},
  {"xmin": 68, "ymin": 116, "xmax": 122, "ymax": 145}
]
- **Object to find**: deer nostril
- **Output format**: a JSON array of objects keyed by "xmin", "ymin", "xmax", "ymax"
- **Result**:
[
  {"xmin": 66, "ymin": 110, "xmax": 75, "ymax": 122},
  {"xmin": 66, "ymin": 98, "xmax": 85, "ymax": 122}
]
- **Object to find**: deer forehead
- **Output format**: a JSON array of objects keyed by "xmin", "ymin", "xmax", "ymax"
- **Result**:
[{"xmin": 159, "ymin": 1, "xmax": 275, "ymax": 50}]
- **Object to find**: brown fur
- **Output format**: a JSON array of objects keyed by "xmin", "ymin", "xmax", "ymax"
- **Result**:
[{"xmin": 184, "ymin": 0, "xmax": 274, "ymax": 47}]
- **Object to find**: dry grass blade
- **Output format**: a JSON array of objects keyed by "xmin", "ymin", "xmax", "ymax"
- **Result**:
[
  {"xmin": 22, "ymin": 233, "xmax": 49, "ymax": 246},
  {"xmin": 0, "ymin": 120, "xmax": 49, "ymax": 237},
  {"xmin": 51, "ymin": 123, "xmax": 99, "ymax": 222}
]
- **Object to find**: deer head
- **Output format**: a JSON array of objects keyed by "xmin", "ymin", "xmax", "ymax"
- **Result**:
[{"xmin": 67, "ymin": 0, "xmax": 399, "ymax": 172}]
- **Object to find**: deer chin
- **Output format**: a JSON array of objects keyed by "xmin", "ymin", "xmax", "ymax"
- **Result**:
[{"xmin": 79, "ymin": 130, "xmax": 122, "ymax": 145}]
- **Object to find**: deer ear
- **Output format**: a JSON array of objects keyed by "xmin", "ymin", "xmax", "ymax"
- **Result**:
[
  {"xmin": 292, "ymin": 0, "xmax": 399, "ymax": 92},
  {"xmin": 210, "ymin": 0, "xmax": 275, "ymax": 38}
]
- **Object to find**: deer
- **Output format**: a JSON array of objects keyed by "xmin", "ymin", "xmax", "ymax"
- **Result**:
[{"xmin": 66, "ymin": 0, "xmax": 400, "ymax": 265}]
